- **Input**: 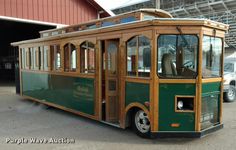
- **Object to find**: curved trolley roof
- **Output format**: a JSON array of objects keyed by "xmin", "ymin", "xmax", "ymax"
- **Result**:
[{"xmin": 11, "ymin": 9, "xmax": 228, "ymax": 46}]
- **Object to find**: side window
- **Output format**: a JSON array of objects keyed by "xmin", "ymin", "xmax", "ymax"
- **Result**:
[
  {"xmin": 120, "ymin": 16, "xmax": 136, "ymax": 23},
  {"xmin": 64, "ymin": 43, "xmax": 77, "ymax": 72},
  {"xmin": 127, "ymin": 35, "xmax": 151, "ymax": 77},
  {"xmin": 50, "ymin": 45, "xmax": 61, "ymax": 71},
  {"xmin": 39, "ymin": 46, "xmax": 43, "ymax": 70},
  {"xmin": 202, "ymin": 36, "xmax": 222, "ymax": 78},
  {"xmin": 43, "ymin": 46, "xmax": 50, "ymax": 71},
  {"xmin": 21, "ymin": 48, "xmax": 26, "ymax": 69},
  {"xmin": 30, "ymin": 47, "xmax": 34, "ymax": 70},
  {"xmin": 25, "ymin": 48, "xmax": 30, "ymax": 69},
  {"xmin": 80, "ymin": 41, "xmax": 95, "ymax": 73},
  {"xmin": 34, "ymin": 47, "xmax": 39, "ymax": 70}
]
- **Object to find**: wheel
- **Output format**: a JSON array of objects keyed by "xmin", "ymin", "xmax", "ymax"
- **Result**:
[
  {"xmin": 224, "ymin": 85, "xmax": 236, "ymax": 102},
  {"xmin": 132, "ymin": 109, "xmax": 151, "ymax": 138}
]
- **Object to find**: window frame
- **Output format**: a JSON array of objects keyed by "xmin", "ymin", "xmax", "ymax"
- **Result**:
[
  {"xmin": 20, "ymin": 48, "xmax": 26, "ymax": 70},
  {"xmin": 34, "ymin": 47, "xmax": 39, "ymax": 70},
  {"xmin": 63, "ymin": 43, "xmax": 77, "ymax": 72},
  {"xmin": 39, "ymin": 46, "xmax": 44, "ymax": 71},
  {"xmin": 25, "ymin": 48, "xmax": 31, "ymax": 70},
  {"xmin": 202, "ymin": 35, "xmax": 223, "ymax": 78},
  {"xmin": 79, "ymin": 41, "xmax": 96, "ymax": 74},
  {"xmin": 126, "ymin": 35, "xmax": 152, "ymax": 78},
  {"xmin": 50, "ymin": 44, "xmax": 61, "ymax": 71},
  {"xmin": 43, "ymin": 45, "xmax": 50, "ymax": 71},
  {"xmin": 156, "ymin": 34, "xmax": 199, "ymax": 79}
]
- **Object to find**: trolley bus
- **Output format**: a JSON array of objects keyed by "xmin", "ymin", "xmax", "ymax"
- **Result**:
[{"xmin": 12, "ymin": 9, "xmax": 228, "ymax": 138}]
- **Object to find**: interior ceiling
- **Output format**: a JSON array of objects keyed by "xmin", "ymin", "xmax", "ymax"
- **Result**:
[{"xmin": 161, "ymin": 0, "xmax": 236, "ymax": 49}]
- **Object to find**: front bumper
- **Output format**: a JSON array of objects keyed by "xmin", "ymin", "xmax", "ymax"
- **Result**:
[{"xmin": 151, "ymin": 124, "xmax": 223, "ymax": 138}]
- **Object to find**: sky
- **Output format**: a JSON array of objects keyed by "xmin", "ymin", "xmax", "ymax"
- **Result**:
[{"xmin": 95, "ymin": 0, "xmax": 148, "ymax": 10}]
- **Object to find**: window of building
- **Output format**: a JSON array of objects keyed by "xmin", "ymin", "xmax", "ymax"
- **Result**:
[
  {"xmin": 127, "ymin": 35, "xmax": 151, "ymax": 77},
  {"xmin": 64, "ymin": 43, "xmax": 77, "ymax": 72},
  {"xmin": 50, "ymin": 45, "xmax": 61, "ymax": 71},
  {"xmin": 80, "ymin": 41, "xmax": 95, "ymax": 73}
]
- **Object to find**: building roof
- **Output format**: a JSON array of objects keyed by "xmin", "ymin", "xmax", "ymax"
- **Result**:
[
  {"xmin": 111, "ymin": 0, "xmax": 150, "ymax": 10},
  {"xmin": 86, "ymin": 0, "xmax": 115, "ymax": 17}
]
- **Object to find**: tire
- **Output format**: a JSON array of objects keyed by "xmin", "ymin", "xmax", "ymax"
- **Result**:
[
  {"xmin": 132, "ymin": 109, "xmax": 151, "ymax": 138},
  {"xmin": 224, "ymin": 85, "xmax": 236, "ymax": 102}
]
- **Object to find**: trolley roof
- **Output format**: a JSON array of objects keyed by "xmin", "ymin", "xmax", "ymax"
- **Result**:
[{"xmin": 11, "ymin": 9, "xmax": 229, "ymax": 46}]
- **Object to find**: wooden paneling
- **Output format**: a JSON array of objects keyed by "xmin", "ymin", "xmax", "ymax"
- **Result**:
[{"xmin": 0, "ymin": 0, "xmax": 100, "ymax": 25}]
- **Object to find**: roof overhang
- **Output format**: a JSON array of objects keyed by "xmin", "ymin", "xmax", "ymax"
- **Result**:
[
  {"xmin": 0, "ymin": 15, "xmax": 67, "ymax": 28},
  {"xmin": 86, "ymin": 0, "xmax": 115, "ymax": 17}
]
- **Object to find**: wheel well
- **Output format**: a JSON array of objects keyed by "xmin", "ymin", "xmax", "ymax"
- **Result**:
[
  {"xmin": 230, "ymin": 81, "xmax": 236, "ymax": 86},
  {"xmin": 125, "ymin": 107, "xmax": 140, "ymax": 128}
]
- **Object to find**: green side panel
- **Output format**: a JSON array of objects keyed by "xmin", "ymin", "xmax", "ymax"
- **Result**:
[
  {"xmin": 125, "ymin": 82, "xmax": 150, "ymax": 108},
  {"xmin": 22, "ymin": 72, "xmax": 95, "ymax": 115},
  {"xmin": 159, "ymin": 84, "xmax": 195, "ymax": 131}
]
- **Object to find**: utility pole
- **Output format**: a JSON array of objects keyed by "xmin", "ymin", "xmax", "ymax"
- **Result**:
[{"xmin": 156, "ymin": 0, "xmax": 160, "ymax": 9}]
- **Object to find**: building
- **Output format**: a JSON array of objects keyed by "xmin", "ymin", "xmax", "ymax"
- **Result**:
[{"xmin": 0, "ymin": 0, "xmax": 112, "ymax": 84}]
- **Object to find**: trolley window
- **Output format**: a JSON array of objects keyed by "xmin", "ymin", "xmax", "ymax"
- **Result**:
[
  {"xmin": 50, "ymin": 45, "xmax": 61, "ymax": 71},
  {"xmin": 43, "ymin": 46, "xmax": 50, "ymax": 71},
  {"xmin": 80, "ymin": 41, "xmax": 95, "ymax": 73},
  {"xmin": 202, "ymin": 36, "xmax": 223, "ymax": 78},
  {"xmin": 127, "ymin": 35, "xmax": 151, "ymax": 77},
  {"xmin": 64, "ymin": 43, "xmax": 77, "ymax": 72},
  {"xmin": 157, "ymin": 35, "xmax": 198, "ymax": 79},
  {"xmin": 21, "ymin": 48, "xmax": 26, "ymax": 69}
]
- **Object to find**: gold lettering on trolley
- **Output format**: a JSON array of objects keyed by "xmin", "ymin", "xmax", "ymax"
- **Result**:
[{"xmin": 73, "ymin": 85, "xmax": 93, "ymax": 100}]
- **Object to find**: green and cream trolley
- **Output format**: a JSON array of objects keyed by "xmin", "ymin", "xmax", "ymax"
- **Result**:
[{"xmin": 12, "ymin": 9, "xmax": 228, "ymax": 138}]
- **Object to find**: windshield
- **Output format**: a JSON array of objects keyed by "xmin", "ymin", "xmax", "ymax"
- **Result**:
[
  {"xmin": 224, "ymin": 63, "xmax": 234, "ymax": 72},
  {"xmin": 202, "ymin": 36, "xmax": 222, "ymax": 78},
  {"xmin": 157, "ymin": 35, "xmax": 198, "ymax": 79}
]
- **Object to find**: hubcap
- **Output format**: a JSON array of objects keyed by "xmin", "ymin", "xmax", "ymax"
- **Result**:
[
  {"xmin": 228, "ymin": 88, "xmax": 235, "ymax": 97},
  {"xmin": 135, "ymin": 110, "xmax": 150, "ymax": 133}
]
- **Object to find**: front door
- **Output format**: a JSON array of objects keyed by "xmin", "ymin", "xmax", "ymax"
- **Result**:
[{"xmin": 103, "ymin": 39, "xmax": 119, "ymax": 123}]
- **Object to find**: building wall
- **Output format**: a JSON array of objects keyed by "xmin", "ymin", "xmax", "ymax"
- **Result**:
[{"xmin": 0, "ymin": 0, "xmax": 98, "ymax": 25}]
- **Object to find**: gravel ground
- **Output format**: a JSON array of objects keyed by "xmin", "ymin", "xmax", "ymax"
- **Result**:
[{"xmin": 0, "ymin": 85, "xmax": 236, "ymax": 150}]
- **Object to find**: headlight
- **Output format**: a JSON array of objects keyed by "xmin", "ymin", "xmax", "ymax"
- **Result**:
[{"xmin": 177, "ymin": 101, "xmax": 183, "ymax": 110}]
